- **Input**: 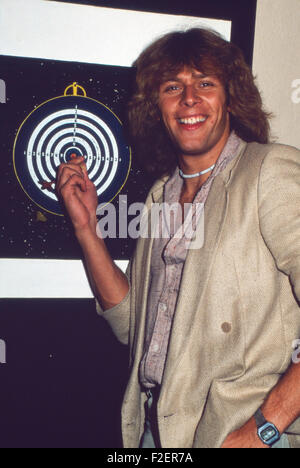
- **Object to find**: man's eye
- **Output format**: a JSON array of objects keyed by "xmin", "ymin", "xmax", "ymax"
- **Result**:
[
  {"xmin": 200, "ymin": 82, "xmax": 213, "ymax": 88},
  {"xmin": 164, "ymin": 85, "xmax": 180, "ymax": 93}
]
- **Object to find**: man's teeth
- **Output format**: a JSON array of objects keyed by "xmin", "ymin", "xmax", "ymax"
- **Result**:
[{"xmin": 179, "ymin": 116, "xmax": 207, "ymax": 124}]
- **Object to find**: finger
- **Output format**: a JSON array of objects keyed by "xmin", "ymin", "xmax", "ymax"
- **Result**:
[
  {"xmin": 57, "ymin": 172, "xmax": 86, "ymax": 198},
  {"xmin": 79, "ymin": 159, "xmax": 88, "ymax": 174},
  {"xmin": 73, "ymin": 158, "xmax": 93, "ymax": 185},
  {"xmin": 67, "ymin": 156, "xmax": 86, "ymax": 170},
  {"xmin": 57, "ymin": 156, "xmax": 89, "ymax": 185},
  {"xmin": 59, "ymin": 174, "xmax": 87, "ymax": 199},
  {"xmin": 57, "ymin": 161, "xmax": 83, "ymax": 177},
  {"xmin": 56, "ymin": 164, "xmax": 84, "ymax": 190},
  {"xmin": 79, "ymin": 159, "xmax": 91, "ymax": 182},
  {"xmin": 56, "ymin": 156, "xmax": 86, "ymax": 176}
]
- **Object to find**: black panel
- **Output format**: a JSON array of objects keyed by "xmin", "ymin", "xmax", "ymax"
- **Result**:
[{"xmin": 0, "ymin": 299, "xmax": 128, "ymax": 448}]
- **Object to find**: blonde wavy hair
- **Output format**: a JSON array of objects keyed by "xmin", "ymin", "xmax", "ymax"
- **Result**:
[{"xmin": 128, "ymin": 28, "xmax": 271, "ymax": 179}]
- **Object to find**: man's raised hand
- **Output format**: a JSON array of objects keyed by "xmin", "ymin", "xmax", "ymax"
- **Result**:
[{"xmin": 56, "ymin": 156, "xmax": 98, "ymax": 234}]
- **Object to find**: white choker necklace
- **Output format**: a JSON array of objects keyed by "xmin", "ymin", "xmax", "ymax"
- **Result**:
[{"xmin": 179, "ymin": 163, "xmax": 216, "ymax": 179}]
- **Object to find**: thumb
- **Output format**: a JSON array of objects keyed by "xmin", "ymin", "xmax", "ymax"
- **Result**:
[{"xmin": 79, "ymin": 158, "xmax": 89, "ymax": 178}]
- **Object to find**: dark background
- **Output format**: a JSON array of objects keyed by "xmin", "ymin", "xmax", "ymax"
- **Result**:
[{"xmin": 0, "ymin": 0, "xmax": 257, "ymax": 448}]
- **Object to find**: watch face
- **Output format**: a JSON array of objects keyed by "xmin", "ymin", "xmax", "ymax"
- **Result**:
[{"xmin": 261, "ymin": 425, "xmax": 277, "ymax": 442}]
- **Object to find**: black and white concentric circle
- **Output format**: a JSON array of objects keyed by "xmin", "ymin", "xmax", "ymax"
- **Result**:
[{"xmin": 14, "ymin": 95, "xmax": 131, "ymax": 215}]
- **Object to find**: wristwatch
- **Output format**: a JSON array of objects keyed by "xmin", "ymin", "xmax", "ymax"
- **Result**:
[{"xmin": 254, "ymin": 408, "xmax": 281, "ymax": 446}]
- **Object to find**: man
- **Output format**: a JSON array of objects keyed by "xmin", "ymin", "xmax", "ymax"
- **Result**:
[{"xmin": 56, "ymin": 29, "xmax": 300, "ymax": 448}]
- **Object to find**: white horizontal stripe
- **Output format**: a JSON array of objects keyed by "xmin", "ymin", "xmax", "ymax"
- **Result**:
[
  {"xmin": 0, "ymin": 0, "xmax": 231, "ymax": 67},
  {"xmin": 0, "ymin": 259, "xmax": 129, "ymax": 299}
]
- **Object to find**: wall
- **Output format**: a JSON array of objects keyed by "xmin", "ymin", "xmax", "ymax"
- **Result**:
[{"xmin": 253, "ymin": 0, "xmax": 300, "ymax": 149}]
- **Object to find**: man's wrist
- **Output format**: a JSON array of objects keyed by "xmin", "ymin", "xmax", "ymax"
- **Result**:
[
  {"xmin": 74, "ymin": 217, "xmax": 99, "ymax": 243},
  {"xmin": 260, "ymin": 393, "xmax": 291, "ymax": 436}
]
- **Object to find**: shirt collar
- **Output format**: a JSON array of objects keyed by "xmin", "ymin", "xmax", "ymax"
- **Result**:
[{"xmin": 163, "ymin": 131, "xmax": 243, "ymax": 202}]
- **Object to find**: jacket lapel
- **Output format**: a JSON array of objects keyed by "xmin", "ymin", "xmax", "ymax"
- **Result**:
[
  {"xmin": 160, "ymin": 175, "xmax": 229, "ymax": 395},
  {"xmin": 130, "ymin": 179, "xmax": 167, "ymax": 361}
]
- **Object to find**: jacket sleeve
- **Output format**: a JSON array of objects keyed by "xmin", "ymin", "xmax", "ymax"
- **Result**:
[
  {"xmin": 96, "ymin": 259, "xmax": 132, "ymax": 345},
  {"xmin": 95, "ymin": 177, "xmax": 166, "ymax": 346},
  {"xmin": 258, "ymin": 144, "xmax": 300, "ymax": 303}
]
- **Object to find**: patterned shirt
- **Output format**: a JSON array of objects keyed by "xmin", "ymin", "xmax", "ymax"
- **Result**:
[{"xmin": 139, "ymin": 132, "xmax": 243, "ymax": 389}]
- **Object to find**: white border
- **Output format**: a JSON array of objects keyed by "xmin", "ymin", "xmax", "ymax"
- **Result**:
[
  {"xmin": 0, "ymin": 0, "xmax": 231, "ymax": 67},
  {"xmin": 0, "ymin": 259, "xmax": 128, "ymax": 298}
]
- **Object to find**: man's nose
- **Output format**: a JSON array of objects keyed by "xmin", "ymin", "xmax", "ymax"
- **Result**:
[{"xmin": 181, "ymin": 85, "xmax": 202, "ymax": 107}]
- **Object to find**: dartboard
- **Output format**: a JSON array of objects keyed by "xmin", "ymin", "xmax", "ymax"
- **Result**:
[{"xmin": 13, "ymin": 83, "xmax": 131, "ymax": 216}]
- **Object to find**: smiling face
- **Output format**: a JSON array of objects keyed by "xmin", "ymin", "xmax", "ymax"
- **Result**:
[{"xmin": 158, "ymin": 67, "xmax": 231, "ymax": 163}]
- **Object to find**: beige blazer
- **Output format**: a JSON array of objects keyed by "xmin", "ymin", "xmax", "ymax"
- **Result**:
[{"xmin": 98, "ymin": 141, "xmax": 300, "ymax": 448}]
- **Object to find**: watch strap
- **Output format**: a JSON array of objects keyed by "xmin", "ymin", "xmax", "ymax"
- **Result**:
[{"xmin": 254, "ymin": 408, "xmax": 267, "ymax": 427}]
